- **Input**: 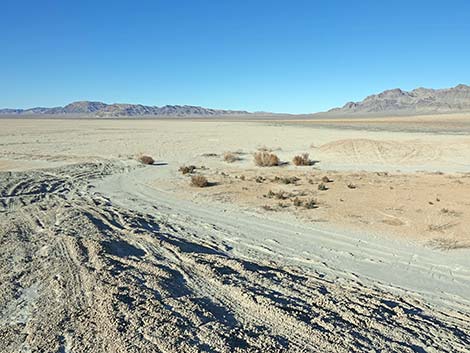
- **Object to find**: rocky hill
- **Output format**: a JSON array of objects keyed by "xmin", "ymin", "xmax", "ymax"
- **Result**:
[
  {"xmin": 0, "ymin": 101, "xmax": 250, "ymax": 117},
  {"xmin": 326, "ymin": 84, "xmax": 470, "ymax": 115}
]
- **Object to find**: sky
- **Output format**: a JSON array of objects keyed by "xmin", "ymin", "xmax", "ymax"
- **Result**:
[{"xmin": 1, "ymin": 0, "xmax": 470, "ymax": 114}]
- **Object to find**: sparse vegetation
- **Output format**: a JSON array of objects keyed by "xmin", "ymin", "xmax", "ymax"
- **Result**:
[
  {"xmin": 322, "ymin": 176, "xmax": 332, "ymax": 183},
  {"xmin": 347, "ymin": 183, "xmax": 357, "ymax": 189},
  {"xmin": 303, "ymin": 199, "xmax": 318, "ymax": 209},
  {"xmin": 223, "ymin": 152, "xmax": 241, "ymax": 163},
  {"xmin": 293, "ymin": 197, "xmax": 303, "ymax": 207},
  {"xmin": 137, "ymin": 155, "xmax": 155, "ymax": 165},
  {"xmin": 179, "ymin": 165, "xmax": 197, "ymax": 174},
  {"xmin": 254, "ymin": 152, "xmax": 280, "ymax": 167},
  {"xmin": 273, "ymin": 176, "xmax": 299, "ymax": 184},
  {"xmin": 318, "ymin": 183, "xmax": 328, "ymax": 191},
  {"xmin": 255, "ymin": 176, "xmax": 266, "ymax": 183},
  {"xmin": 265, "ymin": 190, "xmax": 292, "ymax": 200},
  {"xmin": 292, "ymin": 153, "xmax": 312, "ymax": 166},
  {"xmin": 293, "ymin": 197, "xmax": 318, "ymax": 209},
  {"xmin": 191, "ymin": 175, "xmax": 209, "ymax": 187}
]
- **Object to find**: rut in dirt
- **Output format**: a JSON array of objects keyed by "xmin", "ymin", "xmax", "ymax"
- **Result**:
[{"xmin": 0, "ymin": 162, "xmax": 469, "ymax": 353}]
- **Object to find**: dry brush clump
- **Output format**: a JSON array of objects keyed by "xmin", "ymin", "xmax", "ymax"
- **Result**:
[
  {"xmin": 265, "ymin": 190, "xmax": 293, "ymax": 200},
  {"xmin": 179, "ymin": 165, "xmax": 197, "ymax": 175},
  {"xmin": 201, "ymin": 153, "xmax": 219, "ymax": 157},
  {"xmin": 292, "ymin": 153, "xmax": 312, "ymax": 166},
  {"xmin": 273, "ymin": 176, "xmax": 300, "ymax": 185},
  {"xmin": 303, "ymin": 199, "xmax": 318, "ymax": 209},
  {"xmin": 190, "ymin": 175, "xmax": 209, "ymax": 187},
  {"xmin": 255, "ymin": 176, "xmax": 266, "ymax": 183},
  {"xmin": 254, "ymin": 151, "xmax": 280, "ymax": 167},
  {"xmin": 293, "ymin": 197, "xmax": 318, "ymax": 209},
  {"xmin": 137, "ymin": 155, "xmax": 155, "ymax": 165},
  {"xmin": 223, "ymin": 152, "xmax": 241, "ymax": 163}
]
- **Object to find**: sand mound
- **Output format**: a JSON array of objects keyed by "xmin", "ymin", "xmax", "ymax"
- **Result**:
[{"xmin": 318, "ymin": 138, "xmax": 440, "ymax": 165}]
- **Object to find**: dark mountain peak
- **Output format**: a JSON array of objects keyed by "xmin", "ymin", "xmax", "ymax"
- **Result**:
[
  {"xmin": 63, "ymin": 101, "xmax": 108, "ymax": 113},
  {"xmin": 327, "ymin": 84, "xmax": 470, "ymax": 115},
  {"xmin": 341, "ymin": 102, "xmax": 357, "ymax": 109},
  {"xmin": 454, "ymin": 83, "xmax": 470, "ymax": 90},
  {"xmin": 378, "ymin": 88, "xmax": 406, "ymax": 98}
]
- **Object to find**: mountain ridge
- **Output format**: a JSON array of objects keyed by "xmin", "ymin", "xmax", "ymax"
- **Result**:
[
  {"xmin": 0, "ymin": 101, "xmax": 251, "ymax": 117},
  {"xmin": 326, "ymin": 84, "xmax": 470, "ymax": 115}
]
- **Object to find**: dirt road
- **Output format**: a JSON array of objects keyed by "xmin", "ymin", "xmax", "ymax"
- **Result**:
[{"xmin": 1, "ymin": 161, "xmax": 469, "ymax": 352}]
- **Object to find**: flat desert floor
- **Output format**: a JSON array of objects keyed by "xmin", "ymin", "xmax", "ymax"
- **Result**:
[{"xmin": 1, "ymin": 117, "xmax": 470, "ymax": 352}]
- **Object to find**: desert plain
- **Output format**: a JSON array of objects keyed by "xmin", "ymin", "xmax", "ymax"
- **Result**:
[{"xmin": 1, "ymin": 115, "xmax": 470, "ymax": 352}]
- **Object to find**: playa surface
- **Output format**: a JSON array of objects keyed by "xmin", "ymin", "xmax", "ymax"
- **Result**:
[{"xmin": 1, "ymin": 117, "xmax": 469, "ymax": 352}]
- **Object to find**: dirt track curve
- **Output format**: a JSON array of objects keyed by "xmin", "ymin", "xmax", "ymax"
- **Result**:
[{"xmin": 1, "ymin": 162, "xmax": 469, "ymax": 352}]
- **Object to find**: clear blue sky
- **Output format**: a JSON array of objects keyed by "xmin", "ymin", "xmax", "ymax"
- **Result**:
[{"xmin": 1, "ymin": 0, "xmax": 470, "ymax": 113}]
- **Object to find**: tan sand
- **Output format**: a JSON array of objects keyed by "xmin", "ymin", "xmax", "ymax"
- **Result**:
[{"xmin": 173, "ymin": 166, "xmax": 470, "ymax": 249}]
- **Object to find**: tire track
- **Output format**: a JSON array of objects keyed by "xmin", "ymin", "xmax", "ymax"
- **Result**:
[{"xmin": 0, "ymin": 162, "xmax": 469, "ymax": 352}]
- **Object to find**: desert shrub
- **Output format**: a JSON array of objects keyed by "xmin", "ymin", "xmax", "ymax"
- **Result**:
[
  {"xmin": 292, "ymin": 153, "xmax": 312, "ymax": 166},
  {"xmin": 266, "ymin": 190, "xmax": 292, "ymax": 200},
  {"xmin": 255, "ymin": 176, "xmax": 266, "ymax": 183},
  {"xmin": 266, "ymin": 190, "xmax": 275, "ymax": 198},
  {"xmin": 347, "ymin": 183, "xmax": 357, "ymax": 189},
  {"xmin": 322, "ymin": 176, "xmax": 332, "ymax": 183},
  {"xmin": 179, "ymin": 165, "xmax": 197, "ymax": 175},
  {"xmin": 137, "ymin": 155, "xmax": 155, "ymax": 165},
  {"xmin": 318, "ymin": 183, "xmax": 328, "ymax": 191},
  {"xmin": 254, "ymin": 152, "xmax": 280, "ymax": 167},
  {"xmin": 223, "ymin": 152, "xmax": 240, "ymax": 163},
  {"xmin": 273, "ymin": 176, "xmax": 299, "ymax": 184},
  {"xmin": 191, "ymin": 175, "xmax": 209, "ymax": 187},
  {"xmin": 303, "ymin": 199, "xmax": 318, "ymax": 209},
  {"xmin": 292, "ymin": 197, "xmax": 318, "ymax": 209}
]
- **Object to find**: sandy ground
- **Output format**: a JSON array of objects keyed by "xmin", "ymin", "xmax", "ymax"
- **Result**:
[
  {"xmin": 1, "ymin": 117, "xmax": 470, "ymax": 352},
  {"xmin": 173, "ymin": 165, "xmax": 470, "ymax": 250}
]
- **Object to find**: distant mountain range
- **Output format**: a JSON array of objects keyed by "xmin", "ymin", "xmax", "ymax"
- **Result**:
[
  {"xmin": 326, "ymin": 84, "xmax": 470, "ymax": 115},
  {"xmin": 0, "ymin": 101, "xmax": 250, "ymax": 117},
  {"xmin": 3, "ymin": 84, "xmax": 470, "ymax": 118}
]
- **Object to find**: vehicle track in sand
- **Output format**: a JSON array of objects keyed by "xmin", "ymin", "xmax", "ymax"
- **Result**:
[
  {"xmin": 318, "ymin": 138, "xmax": 444, "ymax": 168},
  {"xmin": 0, "ymin": 162, "xmax": 469, "ymax": 352}
]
